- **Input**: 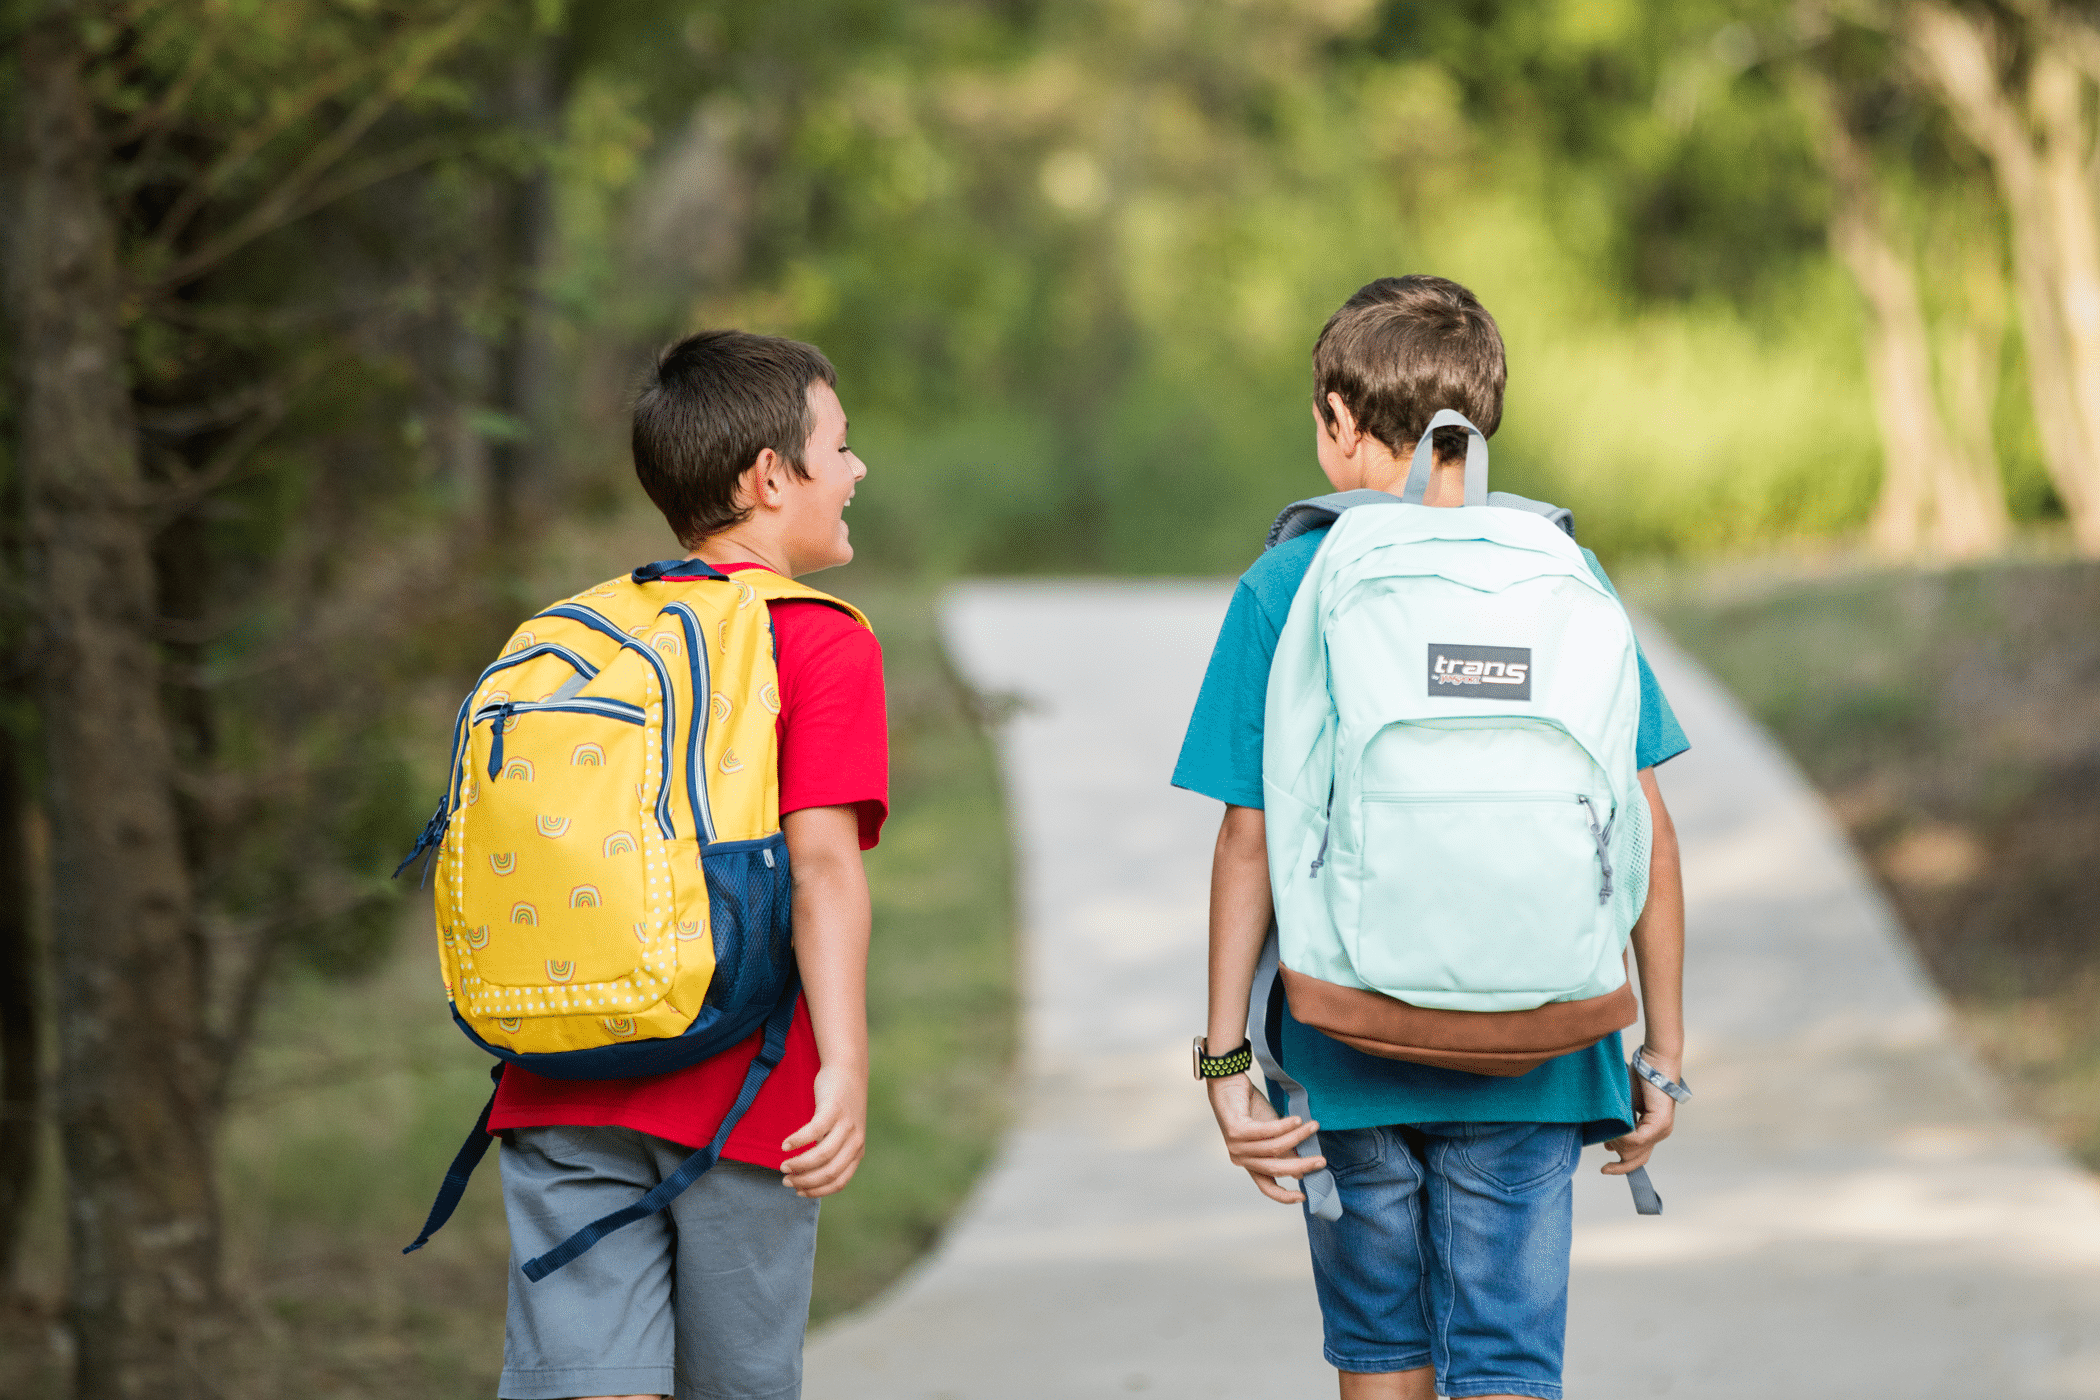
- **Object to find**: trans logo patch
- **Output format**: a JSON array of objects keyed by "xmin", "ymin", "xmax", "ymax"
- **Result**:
[{"xmin": 1427, "ymin": 643, "xmax": 1532, "ymax": 701}]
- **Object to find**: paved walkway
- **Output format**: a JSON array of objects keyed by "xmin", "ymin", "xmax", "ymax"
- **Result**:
[{"xmin": 805, "ymin": 581, "xmax": 2100, "ymax": 1398}]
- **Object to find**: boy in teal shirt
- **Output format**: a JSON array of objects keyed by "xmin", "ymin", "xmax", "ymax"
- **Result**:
[{"xmin": 1175, "ymin": 276, "xmax": 1688, "ymax": 1400}]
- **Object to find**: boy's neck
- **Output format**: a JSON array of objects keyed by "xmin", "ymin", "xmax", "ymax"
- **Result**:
[
  {"xmin": 690, "ymin": 527, "xmax": 793, "ymax": 578},
  {"xmin": 1352, "ymin": 443, "xmax": 1467, "ymax": 508}
]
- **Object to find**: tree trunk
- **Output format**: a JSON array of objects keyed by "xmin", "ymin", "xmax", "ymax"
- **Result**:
[
  {"xmin": 0, "ymin": 729, "xmax": 40, "ymax": 1295},
  {"xmin": 1909, "ymin": 2, "xmax": 2100, "ymax": 552},
  {"xmin": 4, "ymin": 13, "xmax": 226, "ymax": 1398},
  {"xmin": 1934, "ymin": 251, "xmax": 2012, "ymax": 558},
  {"xmin": 1816, "ymin": 79, "xmax": 1992, "ymax": 558},
  {"xmin": 487, "ymin": 40, "xmax": 569, "ymax": 540}
]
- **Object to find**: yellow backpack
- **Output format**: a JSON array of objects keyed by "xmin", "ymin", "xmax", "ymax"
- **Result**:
[{"xmin": 400, "ymin": 557, "xmax": 868, "ymax": 1278}]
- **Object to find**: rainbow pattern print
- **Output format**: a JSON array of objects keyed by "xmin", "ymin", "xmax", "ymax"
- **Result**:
[
  {"xmin": 489, "ymin": 852, "xmax": 517, "ymax": 875},
  {"xmin": 503, "ymin": 758, "xmax": 535, "ymax": 782},
  {"xmin": 603, "ymin": 831, "xmax": 636, "ymax": 858},
  {"xmin": 511, "ymin": 902, "xmax": 538, "ymax": 925},
  {"xmin": 546, "ymin": 959, "xmax": 574, "ymax": 983},
  {"xmin": 571, "ymin": 742, "xmax": 605, "ymax": 767},
  {"xmin": 537, "ymin": 815, "xmax": 571, "ymax": 838},
  {"xmin": 569, "ymin": 884, "xmax": 602, "ymax": 908}
]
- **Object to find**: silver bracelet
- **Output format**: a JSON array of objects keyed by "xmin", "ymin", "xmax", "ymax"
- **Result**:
[{"xmin": 1631, "ymin": 1047, "xmax": 1692, "ymax": 1104}]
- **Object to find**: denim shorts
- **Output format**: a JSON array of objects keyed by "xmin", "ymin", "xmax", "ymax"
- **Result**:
[
  {"xmin": 1304, "ymin": 1121, "xmax": 1581, "ymax": 1400},
  {"xmin": 499, "ymin": 1125, "xmax": 820, "ymax": 1400}
]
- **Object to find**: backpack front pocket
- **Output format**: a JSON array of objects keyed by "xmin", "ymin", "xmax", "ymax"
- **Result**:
[
  {"xmin": 1346, "ymin": 790, "xmax": 1607, "ymax": 1003},
  {"xmin": 445, "ymin": 698, "xmax": 680, "ymax": 1025}
]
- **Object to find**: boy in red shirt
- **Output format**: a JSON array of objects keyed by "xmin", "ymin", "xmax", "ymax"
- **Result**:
[{"xmin": 489, "ymin": 330, "xmax": 884, "ymax": 1400}]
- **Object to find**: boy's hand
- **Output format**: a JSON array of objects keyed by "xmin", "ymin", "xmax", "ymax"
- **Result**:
[
  {"xmin": 1206, "ymin": 1072, "xmax": 1325, "ymax": 1204},
  {"xmin": 1601, "ymin": 1052, "xmax": 1679, "ymax": 1176},
  {"xmin": 781, "ymin": 1063, "xmax": 866, "ymax": 1198}
]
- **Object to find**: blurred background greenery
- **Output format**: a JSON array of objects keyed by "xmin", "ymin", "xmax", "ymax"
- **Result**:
[{"xmin": 4, "ymin": 1, "xmax": 2099, "ymax": 1397}]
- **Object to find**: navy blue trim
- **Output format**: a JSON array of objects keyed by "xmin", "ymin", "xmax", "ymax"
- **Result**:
[
  {"xmin": 701, "ymin": 831, "xmax": 787, "ymax": 856},
  {"xmin": 518, "ymin": 974, "xmax": 800, "ymax": 1281},
  {"xmin": 473, "ymin": 698, "xmax": 645, "ymax": 726},
  {"xmin": 633, "ymin": 557, "xmax": 730, "ymax": 583},
  {"xmin": 665, "ymin": 602, "xmax": 716, "ymax": 844},
  {"xmin": 536, "ymin": 604, "xmax": 679, "ymax": 839},
  {"xmin": 447, "ymin": 982, "xmax": 783, "ymax": 1080},
  {"xmin": 401, "ymin": 1062, "xmax": 503, "ymax": 1256}
]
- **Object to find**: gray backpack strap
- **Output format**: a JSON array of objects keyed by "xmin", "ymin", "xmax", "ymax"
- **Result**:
[
  {"xmin": 1485, "ymin": 490, "xmax": 1577, "ymax": 540},
  {"xmin": 1248, "ymin": 926, "xmax": 1342, "ymax": 1221},
  {"xmin": 1264, "ymin": 489, "xmax": 1401, "ymax": 551},
  {"xmin": 1399, "ymin": 409, "xmax": 1490, "ymax": 505}
]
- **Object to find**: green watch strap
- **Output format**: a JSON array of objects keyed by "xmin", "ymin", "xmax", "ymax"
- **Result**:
[{"xmin": 1193, "ymin": 1037, "xmax": 1254, "ymax": 1080}]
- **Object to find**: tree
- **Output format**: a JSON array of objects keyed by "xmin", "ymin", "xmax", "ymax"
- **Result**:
[
  {"xmin": 1901, "ymin": 0, "xmax": 2100, "ymax": 552},
  {"xmin": 2, "ymin": 1, "xmax": 536, "ymax": 1391},
  {"xmin": 1797, "ymin": 34, "xmax": 2011, "ymax": 559}
]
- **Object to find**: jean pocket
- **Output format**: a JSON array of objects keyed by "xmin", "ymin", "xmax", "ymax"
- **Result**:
[
  {"xmin": 1453, "ymin": 1122, "xmax": 1578, "ymax": 1194},
  {"xmin": 1317, "ymin": 1126, "xmax": 1387, "ymax": 1180}
]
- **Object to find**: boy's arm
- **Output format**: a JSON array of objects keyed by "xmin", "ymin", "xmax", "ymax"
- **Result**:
[
  {"xmin": 1602, "ymin": 767, "xmax": 1685, "ymax": 1176},
  {"xmin": 780, "ymin": 803, "xmax": 871, "ymax": 1197},
  {"xmin": 1206, "ymin": 804, "xmax": 1326, "ymax": 1204}
]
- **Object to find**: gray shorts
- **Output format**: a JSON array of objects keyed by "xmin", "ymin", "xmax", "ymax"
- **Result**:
[{"xmin": 499, "ymin": 1125, "xmax": 820, "ymax": 1400}]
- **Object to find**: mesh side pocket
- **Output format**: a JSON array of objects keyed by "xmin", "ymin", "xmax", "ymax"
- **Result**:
[{"xmin": 701, "ymin": 832, "xmax": 795, "ymax": 1011}]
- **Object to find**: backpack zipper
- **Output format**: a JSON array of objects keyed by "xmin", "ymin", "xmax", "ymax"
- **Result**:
[
  {"xmin": 475, "ymin": 697, "xmax": 647, "ymax": 780},
  {"xmin": 1575, "ymin": 794, "xmax": 1615, "ymax": 904},
  {"xmin": 536, "ymin": 603, "xmax": 681, "ymax": 840}
]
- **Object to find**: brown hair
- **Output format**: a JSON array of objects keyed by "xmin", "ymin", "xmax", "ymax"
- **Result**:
[
  {"xmin": 631, "ymin": 329, "xmax": 838, "ymax": 547},
  {"xmin": 1313, "ymin": 276, "xmax": 1506, "ymax": 463}
]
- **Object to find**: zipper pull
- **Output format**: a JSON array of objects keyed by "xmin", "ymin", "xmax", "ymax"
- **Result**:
[
  {"xmin": 1576, "ymin": 795, "xmax": 1614, "ymax": 904},
  {"xmin": 1309, "ymin": 826, "xmax": 1331, "ymax": 877},
  {"xmin": 486, "ymin": 702, "xmax": 517, "ymax": 779}
]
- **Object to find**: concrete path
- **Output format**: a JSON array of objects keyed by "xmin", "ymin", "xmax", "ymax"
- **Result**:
[{"xmin": 805, "ymin": 581, "xmax": 2100, "ymax": 1399}]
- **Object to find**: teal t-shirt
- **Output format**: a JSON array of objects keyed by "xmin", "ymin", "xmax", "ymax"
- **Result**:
[{"xmin": 1172, "ymin": 523, "xmax": 1690, "ymax": 1145}]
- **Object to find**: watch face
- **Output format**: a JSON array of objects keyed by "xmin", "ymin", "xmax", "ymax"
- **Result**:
[{"xmin": 1192, "ymin": 1036, "xmax": 1206, "ymax": 1081}]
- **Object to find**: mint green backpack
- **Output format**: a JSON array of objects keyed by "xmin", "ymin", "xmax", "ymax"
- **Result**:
[{"xmin": 1251, "ymin": 411, "xmax": 1661, "ymax": 1216}]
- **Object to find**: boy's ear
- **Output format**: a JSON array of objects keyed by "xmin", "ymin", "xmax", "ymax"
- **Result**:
[
  {"xmin": 1323, "ymin": 392, "xmax": 1361, "ymax": 453},
  {"xmin": 736, "ymin": 448, "xmax": 784, "ymax": 511}
]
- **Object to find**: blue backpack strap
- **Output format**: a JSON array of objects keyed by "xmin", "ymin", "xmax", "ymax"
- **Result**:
[
  {"xmin": 1264, "ymin": 489, "xmax": 1401, "ymax": 551},
  {"xmin": 402, "ymin": 1062, "xmax": 505, "ymax": 1256},
  {"xmin": 632, "ymin": 557, "xmax": 730, "ymax": 583},
  {"xmin": 518, "ymin": 974, "xmax": 803, "ymax": 1281}
]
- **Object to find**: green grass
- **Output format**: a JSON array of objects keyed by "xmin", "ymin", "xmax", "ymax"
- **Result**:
[
  {"xmin": 0, "ymin": 575, "xmax": 1016, "ymax": 1396},
  {"xmin": 1632, "ymin": 556, "xmax": 2100, "ymax": 1166}
]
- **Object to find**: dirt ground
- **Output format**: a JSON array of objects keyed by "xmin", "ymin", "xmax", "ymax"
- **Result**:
[{"xmin": 1638, "ymin": 557, "xmax": 2100, "ymax": 1165}]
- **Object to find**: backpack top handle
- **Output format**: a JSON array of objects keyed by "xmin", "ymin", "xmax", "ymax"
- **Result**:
[{"xmin": 1397, "ymin": 408, "xmax": 1490, "ymax": 508}]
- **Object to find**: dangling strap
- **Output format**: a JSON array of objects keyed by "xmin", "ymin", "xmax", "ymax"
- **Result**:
[
  {"xmin": 1624, "ymin": 1049, "xmax": 1691, "ymax": 1216},
  {"xmin": 1248, "ymin": 927, "xmax": 1342, "ymax": 1222},
  {"xmin": 402, "ymin": 1062, "xmax": 505, "ymax": 1255},
  {"xmin": 518, "ymin": 976, "xmax": 803, "ymax": 1282}
]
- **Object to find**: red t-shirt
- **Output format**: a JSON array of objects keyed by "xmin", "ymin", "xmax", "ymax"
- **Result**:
[{"xmin": 488, "ymin": 564, "xmax": 886, "ymax": 1168}]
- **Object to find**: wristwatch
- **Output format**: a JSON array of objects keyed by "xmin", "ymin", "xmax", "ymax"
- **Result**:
[
  {"xmin": 1193, "ymin": 1036, "xmax": 1253, "ymax": 1081},
  {"xmin": 1631, "ymin": 1047, "xmax": 1692, "ymax": 1103}
]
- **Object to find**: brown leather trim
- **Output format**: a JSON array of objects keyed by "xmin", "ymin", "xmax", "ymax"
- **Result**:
[{"xmin": 1281, "ymin": 964, "xmax": 1638, "ymax": 1079}]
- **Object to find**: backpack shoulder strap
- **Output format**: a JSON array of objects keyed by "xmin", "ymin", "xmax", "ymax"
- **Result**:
[
  {"xmin": 628, "ymin": 558, "xmax": 871, "ymax": 630},
  {"xmin": 1264, "ymin": 487, "xmax": 1578, "ymax": 550},
  {"xmin": 1485, "ymin": 491, "xmax": 1578, "ymax": 541},
  {"xmin": 1264, "ymin": 489, "xmax": 1401, "ymax": 551},
  {"xmin": 736, "ymin": 571, "xmax": 871, "ymax": 630}
]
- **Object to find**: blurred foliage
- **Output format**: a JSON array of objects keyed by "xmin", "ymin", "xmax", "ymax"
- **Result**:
[{"xmin": 512, "ymin": 0, "xmax": 2057, "ymax": 574}]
